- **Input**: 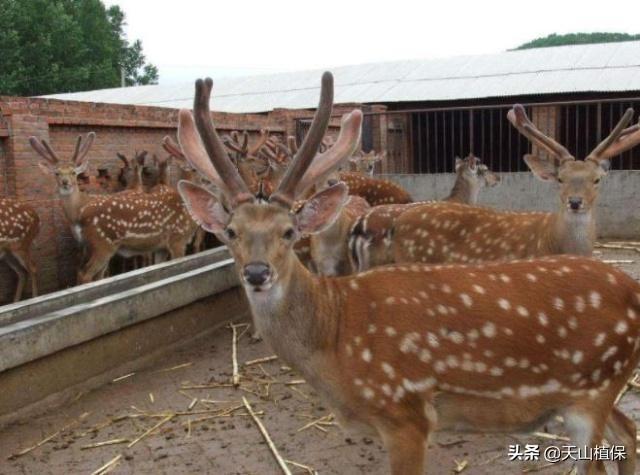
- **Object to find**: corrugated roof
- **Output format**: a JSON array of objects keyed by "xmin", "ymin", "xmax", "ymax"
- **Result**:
[{"xmin": 43, "ymin": 41, "xmax": 640, "ymax": 113}]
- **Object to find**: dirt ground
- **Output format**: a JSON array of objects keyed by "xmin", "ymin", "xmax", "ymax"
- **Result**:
[{"xmin": 1, "ymin": 245, "xmax": 640, "ymax": 475}]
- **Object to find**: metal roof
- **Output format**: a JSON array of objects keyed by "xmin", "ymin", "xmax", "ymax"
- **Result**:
[{"xmin": 43, "ymin": 41, "xmax": 640, "ymax": 113}]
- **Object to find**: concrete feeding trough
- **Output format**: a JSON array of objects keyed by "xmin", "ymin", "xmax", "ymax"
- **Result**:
[{"xmin": 0, "ymin": 247, "xmax": 248, "ymax": 426}]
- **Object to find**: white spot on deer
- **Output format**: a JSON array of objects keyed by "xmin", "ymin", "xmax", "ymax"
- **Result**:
[
  {"xmin": 418, "ymin": 349, "xmax": 431, "ymax": 362},
  {"xmin": 553, "ymin": 297, "xmax": 564, "ymax": 311},
  {"xmin": 367, "ymin": 324, "xmax": 377, "ymax": 334},
  {"xmin": 615, "ymin": 320, "xmax": 629, "ymax": 335},
  {"xmin": 385, "ymin": 326, "xmax": 397, "ymax": 337},
  {"xmin": 594, "ymin": 333, "xmax": 606, "ymax": 347},
  {"xmin": 516, "ymin": 305, "xmax": 529, "ymax": 318},
  {"xmin": 345, "ymin": 344, "xmax": 353, "ymax": 356},
  {"xmin": 459, "ymin": 293, "xmax": 473, "ymax": 308},
  {"xmin": 441, "ymin": 284, "xmax": 452, "ymax": 293},
  {"xmin": 354, "ymin": 378, "xmax": 363, "ymax": 386},
  {"xmin": 572, "ymin": 351, "xmax": 584, "ymax": 365},
  {"xmin": 354, "ymin": 336, "xmax": 362, "ymax": 345},
  {"xmin": 361, "ymin": 348, "xmax": 372, "ymax": 362},
  {"xmin": 362, "ymin": 387, "xmax": 375, "ymax": 400},
  {"xmin": 482, "ymin": 322, "xmax": 497, "ymax": 338},
  {"xmin": 399, "ymin": 333, "xmax": 420, "ymax": 353},
  {"xmin": 433, "ymin": 361, "xmax": 447, "ymax": 373},
  {"xmin": 589, "ymin": 291, "xmax": 602, "ymax": 309},
  {"xmin": 591, "ymin": 369, "xmax": 601, "ymax": 382},
  {"xmin": 349, "ymin": 280, "xmax": 360, "ymax": 290},
  {"xmin": 536, "ymin": 334, "xmax": 546, "ymax": 344},
  {"xmin": 381, "ymin": 384, "xmax": 392, "ymax": 396},
  {"xmin": 504, "ymin": 357, "xmax": 517, "ymax": 367},
  {"xmin": 446, "ymin": 355, "xmax": 459, "ymax": 368},
  {"xmin": 385, "ymin": 296, "xmax": 396, "ymax": 305},
  {"xmin": 499, "ymin": 274, "xmax": 511, "ymax": 283},
  {"xmin": 525, "ymin": 273, "xmax": 537, "ymax": 282},
  {"xmin": 426, "ymin": 332, "xmax": 440, "ymax": 348},
  {"xmin": 381, "ymin": 362, "xmax": 396, "ymax": 379},
  {"xmin": 472, "ymin": 284, "xmax": 486, "ymax": 295},
  {"xmin": 489, "ymin": 366, "xmax": 503, "ymax": 376},
  {"xmin": 601, "ymin": 346, "xmax": 618, "ymax": 362},
  {"xmin": 497, "ymin": 298, "xmax": 511, "ymax": 311},
  {"xmin": 537, "ymin": 312, "xmax": 549, "ymax": 326},
  {"xmin": 627, "ymin": 308, "xmax": 637, "ymax": 320},
  {"xmin": 557, "ymin": 326, "xmax": 568, "ymax": 338},
  {"xmin": 436, "ymin": 304, "xmax": 448, "ymax": 315},
  {"xmin": 606, "ymin": 273, "xmax": 617, "ymax": 285}
]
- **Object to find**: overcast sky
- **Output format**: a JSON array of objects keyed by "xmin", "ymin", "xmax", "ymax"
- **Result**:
[{"xmin": 103, "ymin": 0, "xmax": 640, "ymax": 84}]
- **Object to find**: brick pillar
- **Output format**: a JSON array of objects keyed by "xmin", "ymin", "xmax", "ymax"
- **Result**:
[{"xmin": 5, "ymin": 114, "xmax": 68, "ymax": 297}]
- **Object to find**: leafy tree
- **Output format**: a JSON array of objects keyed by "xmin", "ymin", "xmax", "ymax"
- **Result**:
[
  {"xmin": 515, "ymin": 32, "xmax": 640, "ymax": 50},
  {"xmin": 0, "ymin": 0, "xmax": 158, "ymax": 96}
]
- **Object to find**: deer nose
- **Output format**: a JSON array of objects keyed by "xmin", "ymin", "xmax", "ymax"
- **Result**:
[
  {"xmin": 568, "ymin": 197, "xmax": 583, "ymax": 210},
  {"xmin": 243, "ymin": 262, "xmax": 272, "ymax": 286}
]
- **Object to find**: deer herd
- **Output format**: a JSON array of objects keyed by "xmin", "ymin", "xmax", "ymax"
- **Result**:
[{"xmin": 1, "ymin": 71, "xmax": 640, "ymax": 473}]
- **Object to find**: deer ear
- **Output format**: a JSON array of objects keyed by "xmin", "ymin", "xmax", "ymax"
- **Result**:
[
  {"xmin": 295, "ymin": 182, "xmax": 349, "ymax": 235},
  {"xmin": 74, "ymin": 158, "xmax": 89, "ymax": 175},
  {"xmin": 177, "ymin": 180, "xmax": 229, "ymax": 236},
  {"xmin": 454, "ymin": 157, "xmax": 463, "ymax": 171},
  {"xmin": 598, "ymin": 159, "xmax": 611, "ymax": 173},
  {"xmin": 524, "ymin": 154, "xmax": 558, "ymax": 182}
]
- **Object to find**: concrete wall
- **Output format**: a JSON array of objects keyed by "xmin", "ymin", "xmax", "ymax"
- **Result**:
[{"xmin": 387, "ymin": 170, "xmax": 640, "ymax": 239}]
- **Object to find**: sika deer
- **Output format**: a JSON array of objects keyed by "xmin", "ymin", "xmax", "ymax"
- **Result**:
[
  {"xmin": 349, "ymin": 150, "xmax": 386, "ymax": 176},
  {"xmin": 349, "ymin": 155, "xmax": 499, "ymax": 272},
  {"xmin": 445, "ymin": 154, "xmax": 500, "ymax": 204},
  {"xmin": 392, "ymin": 105, "xmax": 640, "ymax": 265},
  {"xmin": 0, "ymin": 198, "xmax": 39, "ymax": 301},
  {"xmin": 31, "ymin": 134, "xmax": 197, "ymax": 283},
  {"xmin": 177, "ymin": 73, "xmax": 640, "ymax": 475}
]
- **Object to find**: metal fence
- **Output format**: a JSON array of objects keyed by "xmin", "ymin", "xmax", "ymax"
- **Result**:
[{"xmin": 374, "ymin": 98, "xmax": 640, "ymax": 173}]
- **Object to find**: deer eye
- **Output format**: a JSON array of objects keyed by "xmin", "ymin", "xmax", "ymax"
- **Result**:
[
  {"xmin": 594, "ymin": 178, "xmax": 601, "ymax": 184},
  {"xmin": 557, "ymin": 178, "xmax": 564, "ymax": 184},
  {"xmin": 282, "ymin": 228, "xmax": 295, "ymax": 240},
  {"xmin": 224, "ymin": 228, "xmax": 237, "ymax": 240}
]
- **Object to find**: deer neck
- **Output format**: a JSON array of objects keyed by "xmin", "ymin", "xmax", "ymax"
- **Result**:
[
  {"xmin": 549, "ymin": 208, "xmax": 596, "ymax": 256},
  {"xmin": 243, "ymin": 254, "xmax": 338, "ymax": 375},
  {"xmin": 447, "ymin": 174, "xmax": 480, "ymax": 205},
  {"xmin": 59, "ymin": 187, "xmax": 91, "ymax": 225}
]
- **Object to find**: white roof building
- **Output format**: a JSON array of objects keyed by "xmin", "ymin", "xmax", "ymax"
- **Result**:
[{"xmin": 43, "ymin": 41, "xmax": 640, "ymax": 113}]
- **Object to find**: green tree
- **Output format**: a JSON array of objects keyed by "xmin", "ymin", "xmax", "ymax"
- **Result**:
[
  {"xmin": 515, "ymin": 32, "xmax": 640, "ymax": 50},
  {"xmin": 0, "ymin": 0, "xmax": 158, "ymax": 96}
]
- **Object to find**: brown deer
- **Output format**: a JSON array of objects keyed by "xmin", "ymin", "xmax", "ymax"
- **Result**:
[
  {"xmin": 31, "ymin": 134, "xmax": 197, "ymax": 283},
  {"xmin": 391, "ymin": 105, "xmax": 640, "ymax": 266},
  {"xmin": 177, "ymin": 73, "xmax": 640, "ymax": 475},
  {"xmin": 337, "ymin": 171, "xmax": 412, "ymax": 205},
  {"xmin": 348, "ymin": 155, "xmax": 500, "ymax": 272},
  {"xmin": 0, "ymin": 198, "xmax": 39, "ymax": 302},
  {"xmin": 117, "ymin": 151, "xmax": 149, "ymax": 192},
  {"xmin": 445, "ymin": 153, "xmax": 500, "ymax": 204},
  {"xmin": 349, "ymin": 150, "xmax": 387, "ymax": 176}
]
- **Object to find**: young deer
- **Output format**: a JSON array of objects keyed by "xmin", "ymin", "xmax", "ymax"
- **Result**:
[
  {"xmin": 31, "ymin": 134, "xmax": 197, "ymax": 283},
  {"xmin": 177, "ymin": 73, "xmax": 640, "ymax": 475},
  {"xmin": 348, "ymin": 155, "xmax": 500, "ymax": 272},
  {"xmin": 445, "ymin": 153, "xmax": 500, "ymax": 204},
  {"xmin": 117, "ymin": 151, "xmax": 149, "ymax": 193},
  {"xmin": 0, "ymin": 198, "xmax": 39, "ymax": 301},
  {"xmin": 392, "ymin": 105, "xmax": 640, "ymax": 265}
]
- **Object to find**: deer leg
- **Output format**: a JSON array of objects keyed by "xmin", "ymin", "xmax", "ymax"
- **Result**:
[
  {"xmin": 167, "ymin": 240, "xmax": 187, "ymax": 260},
  {"xmin": 78, "ymin": 247, "xmax": 115, "ymax": 284},
  {"xmin": 604, "ymin": 407, "xmax": 636, "ymax": 475},
  {"xmin": 11, "ymin": 248, "xmax": 37, "ymax": 299},
  {"xmin": 5, "ymin": 254, "xmax": 26, "ymax": 302},
  {"xmin": 378, "ymin": 419, "xmax": 429, "ymax": 475},
  {"xmin": 562, "ymin": 405, "xmax": 609, "ymax": 475}
]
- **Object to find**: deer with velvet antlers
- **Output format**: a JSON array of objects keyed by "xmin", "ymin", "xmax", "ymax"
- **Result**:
[
  {"xmin": 177, "ymin": 72, "xmax": 640, "ymax": 475},
  {"xmin": 390, "ymin": 105, "xmax": 640, "ymax": 266},
  {"xmin": 31, "ymin": 134, "xmax": 197, "ymax": 283}
]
